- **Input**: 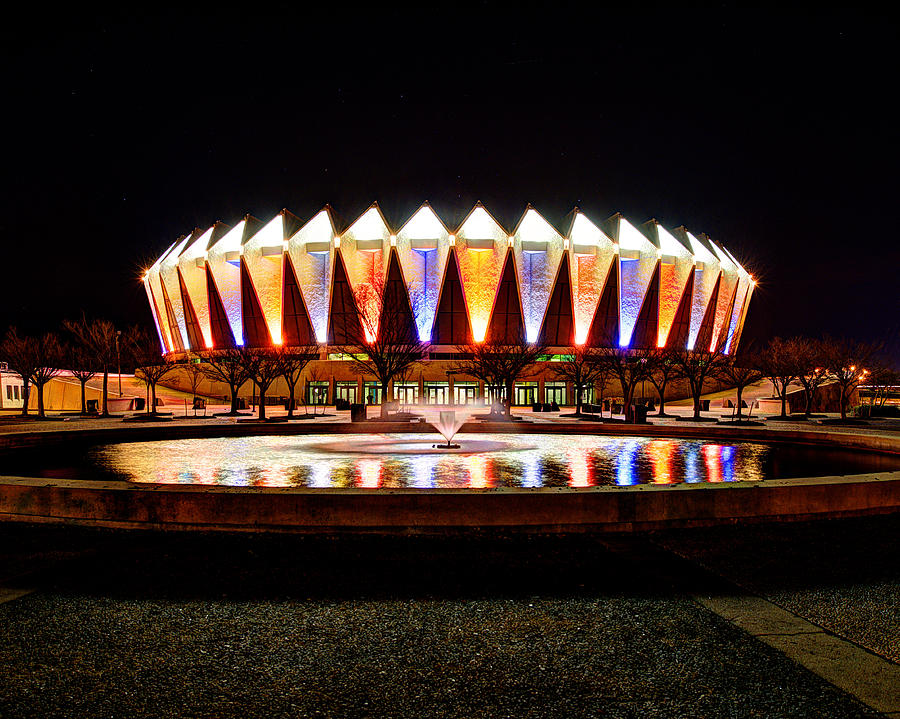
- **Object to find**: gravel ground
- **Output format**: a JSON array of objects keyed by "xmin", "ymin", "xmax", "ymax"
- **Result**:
[
  {"xmin": 655, "ymin": 515, "xmax": 900, "ymax": 664},
  {"xmin": 0, "ymin": 528, "xmax": 885, "ymax": 719}
]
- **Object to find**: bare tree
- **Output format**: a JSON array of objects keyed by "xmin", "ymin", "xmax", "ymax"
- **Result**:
[
  {"xmin": 670, "ymin": 342, "xmax": 730, "ymax": 420},
  {"xmin": 240, "ymin": 348, "xmax": 282, "ymax": 421},
  {"xmin": 1, "ymin": 327, "xmax": 37, "ymax": 417},
  {"xmin": 0, "ymin": 329, "xmax": 65, "ymax": 418},
  {"xmin": 648, "ymin": 348, "xmax": 681, "ymax": 417},
  {"xmin": 126, "ymin": 328, "xmax": 177, "ymax": 414},
  {"xmin": 758, "ymin": 336, "xmax": 804, "ymax": 418},
  {"xmin": 718, "ymin": 352, "xmax": 765, "ymax": 421},
  {"xmin": 452, "ymin": 337, "xmax": 547, "ymax": 417},
  {"xmin": 343, "ymin": 282, "xmax": 428, "ymax": 418},
  {"xmin": 180, "ymin": 353, "xmax": 207, "ymax": 404},
  {"xmin": 595, "ymin": 346, "xmax": 657, "ymax": 422},
  {"xmin": 64, "ymin": 316, "xmax": 119, "ymax": 416},
  {"xmin": 795, "ymin": 338, "xmax": 829, "ymax": 419},
  {"xmin": 548, "ymin": 346, "xmax": 605, "ymax": 417},
  {"xmin": 66, "ymin": 342, "xmax": 97, "ymax": 415},
  {"xmin": 305, "ymin": 363, "xmax": 327, "ymax": 415},
  {"xmin": 30, "ymin": 334, "xmax": 64, "ymax": 418},
  {"xmin": 866, "ymin": 366, "xmax": 900, "ymax": 408},
  {"xmin": 594, "ymin": 363, "xmax": 614, "ymax": 419},
  {"xmin": 199, "ymin": 349, "xmax": 251, "ymax": 415},
  {"xmin": 276, "ymin": 344, "xmax": 319, "ymax": 418},
  {"xmin": 822, "ymin": 337, "xmax": 880, "ymax": 420}
]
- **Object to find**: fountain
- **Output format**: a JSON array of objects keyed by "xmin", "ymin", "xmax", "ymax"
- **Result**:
[{"xmin": 433, "ymin": 410, "xmax": 465, "ymax": 449}]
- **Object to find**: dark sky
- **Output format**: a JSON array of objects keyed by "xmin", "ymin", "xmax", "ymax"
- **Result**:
[{"xmin": 2, "ymin": 4, "xmax": 897, "ymax": 354}]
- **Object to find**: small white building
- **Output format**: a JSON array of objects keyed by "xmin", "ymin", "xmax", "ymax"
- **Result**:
[{"xmin": 0, "ymin": 363, "xmax": 27, "ymax": 410}]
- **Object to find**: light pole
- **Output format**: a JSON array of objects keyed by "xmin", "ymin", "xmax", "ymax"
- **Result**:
[{"xmin": 115, "ymin": 330, "xmax": 122, "ymax": 396}]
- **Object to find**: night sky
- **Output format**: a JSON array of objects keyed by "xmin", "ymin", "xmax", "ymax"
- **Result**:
[{"xmin": 2, "ymin": 4, "xmax": 897, "ymax": 355}]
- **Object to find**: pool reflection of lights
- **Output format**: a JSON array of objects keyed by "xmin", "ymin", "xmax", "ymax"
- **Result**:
[
  {"xmin": 616, "ymin": 439, "xmax": 642, "ymax": 486},
  {"xmin": 82, "ymin": 433, "xmax": 803, "ymax": 488},
  {"xmin": 521, "ymin": 455, "xmax": 542, "ymax": 488},
  {"xmin": 568, "ymin": 448, "xmax": 591, "ymax": 487},
  {"xmin": 358, "ymin": 458, "xmax": 382, "ymax": 488},
  {"xmin": 647, "ymin": 439, "xmax": 676, "ymax": 484},
  {"xmin": 703, "ymin": 444, "xmax": 723, "ymax": 483},
  {"xmin": 466, "ymin": 455, "xmax": 491, "ymax": 488}
]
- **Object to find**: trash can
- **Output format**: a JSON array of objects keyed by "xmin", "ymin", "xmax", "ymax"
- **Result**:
[
  {"xmin": 701, "ymin": 399, "xmax": 711, "ymax": 411},
  {"xmin": 350, "ymin": 403, "xmax": 367, "ymax": 422},
  {"xmin": 632, "ymin": 404, "xmax": 649, "ymax": 424}
]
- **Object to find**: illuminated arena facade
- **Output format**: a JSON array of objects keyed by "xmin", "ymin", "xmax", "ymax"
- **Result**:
[{"xmin": 143, "ymin": 203, "xmax": 754, "ymax": 405}]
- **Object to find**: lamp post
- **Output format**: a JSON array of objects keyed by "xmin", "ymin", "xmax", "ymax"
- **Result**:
[{"xmin": 115, "ymin": 330, "xmax": 122, "ymax": 396}]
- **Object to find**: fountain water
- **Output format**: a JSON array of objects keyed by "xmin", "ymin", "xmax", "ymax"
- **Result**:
[{"xmin": 433, "ymin": 410, "xmax": 466, "ymax": 449}]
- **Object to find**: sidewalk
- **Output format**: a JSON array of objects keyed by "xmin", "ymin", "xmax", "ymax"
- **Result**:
[{"xmin": 0, "ymin": 518, "xmax": 895, "ymax": 718}]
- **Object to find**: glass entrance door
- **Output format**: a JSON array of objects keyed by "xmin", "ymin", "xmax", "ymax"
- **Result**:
[
  {"xmin": 453, "ymin": 382, "xmax": 477, "ymax": 405},
  {"xmin": 544, "ymin": 382, "xmax": 566, "ymax": 406},
  {"xmin": 425, "ymin": 383, "xmax": 449, "ymax": 405},
  {"xmin": 363, "ymin": 382, "xmax": 382, "ymax": 405},
  {"xmin": 334, "ymin": 382, "xmax": 357, "ymax": 404},
  {"xmin": 306, "ymin": 381, "xmax": 329, "ymax": 405},
  {"xmin": 393, "ymin": 383, "xmax": 419, "ymax": 405},
  {"xmin": 514, "ymin": 383, "xmax": 537, "ymax": 406}
]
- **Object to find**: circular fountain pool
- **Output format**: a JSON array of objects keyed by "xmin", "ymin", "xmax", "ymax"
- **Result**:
[{"xmin": 6, "ymin": 432, "xmax": 900, "ymax": 488}]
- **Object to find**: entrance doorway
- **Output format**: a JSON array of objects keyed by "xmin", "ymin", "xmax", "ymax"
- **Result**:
[
  {"xmin": 453, "ymin": 382, "xmax": 478, "ymax": 405},
  {"xmin": 425, "ymin": 382, "xmax": 449, "ymax": 405},
  {"xmin": 334, "ymin": 381, "xmax": 357, "ymax": 405},
  {"xmin": 514, "ymin": 382, "xmax": 537, "ymax": 406},
  {"xmin": 544, "ymin": 381, "xmax": 566, "ymax": 406},
  {"xmin": 393, "ymin": 382, "xmax": 419, "ymax": 405},
  {"xmin": 363, "ymin": 382, "xmax": 382, "ymax": 405},
  {"xmin": 306, "ymin": 381, "xmax": 328, "ymax": 405}
]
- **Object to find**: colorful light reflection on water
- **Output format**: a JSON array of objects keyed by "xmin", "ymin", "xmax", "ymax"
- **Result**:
[{"xmin": 90, "ymin": 434, "xmax": 772, "ymax": 488}]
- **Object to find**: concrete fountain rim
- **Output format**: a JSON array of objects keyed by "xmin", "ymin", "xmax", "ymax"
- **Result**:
[{"xmin": 0, "ymin": 421, "xmax": 898, "ymax": 533}]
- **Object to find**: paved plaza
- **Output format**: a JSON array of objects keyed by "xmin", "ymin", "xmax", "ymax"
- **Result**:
[{"xmin": 1, "ymin": 516, "xmax": 898, "ymax": 718}]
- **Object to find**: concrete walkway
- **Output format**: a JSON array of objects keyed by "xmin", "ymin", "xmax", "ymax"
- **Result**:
[{"xmin": 0, "ymin": 519, "xmax": 896, "ymax": 718}]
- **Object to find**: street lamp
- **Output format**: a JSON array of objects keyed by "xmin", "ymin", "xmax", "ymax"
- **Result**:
[{"xmin": 115, "ymin": 330, "xmax": 122, "ymax": 396}]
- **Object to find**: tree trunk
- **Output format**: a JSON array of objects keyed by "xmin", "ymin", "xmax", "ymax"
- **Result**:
[
  {"xmin": 37, "ymin": 383, "xmax": 45, "ymax": 418},
  {"xmin": 80, "ymin": 381, "xmax": 87, "ymax": 414},
  {"xmin": 150, "ymin": 382, "xmax": 157, "ymax": 414},
  {"xmin": 735, "ymin": 385, "xmax": 743, "ymax": 420},
  {"xmin": 692, "ymin": 381, "xmax": 702, "ymax": 420},
  {"xmin": 101, "ymin": 369, "xmax": 109, "ymax": 416},
  {"xmin": 505, "ymin": 380, "xmax": 514, "ymax": 416},
  {"xmin": 574, "ymin": 382, "xmax": 583, "ymax": 417},
  {"xmin": 21, "ymin": 382, "xmax": 29, "ymax": 416},
  {"xmin": 840, "ymin": 385, "xmax": 847, "ymax": 420},
  {"xmin": 780, "ymin": 388, "xmax": 788, "ymax": 418},
  {"xmin": 230, "ymin": 384, "xmax": 240, "ymax": 414},
  {"xmin": 657, "ymin": 379, "xmax": 668, "ymax": 415},
  {"xmin": 380, "ymin": 380, "xmax": 389, "ymax": 418},
  {"xmin": 623, "ymin": 384, "xmax": 635, "ymax": 422},
  {"xmin": 258, "ymin": 384, "xmax": 267, "ymax": 420},
  {"xmin": 286, "ymin": 380, "xmax": 295, "ymax": 418}
]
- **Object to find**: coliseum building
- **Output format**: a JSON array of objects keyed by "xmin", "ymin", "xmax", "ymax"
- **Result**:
[{"xmin": 144, "ymin": 203, "xmax": 753, "ymax": 407}]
